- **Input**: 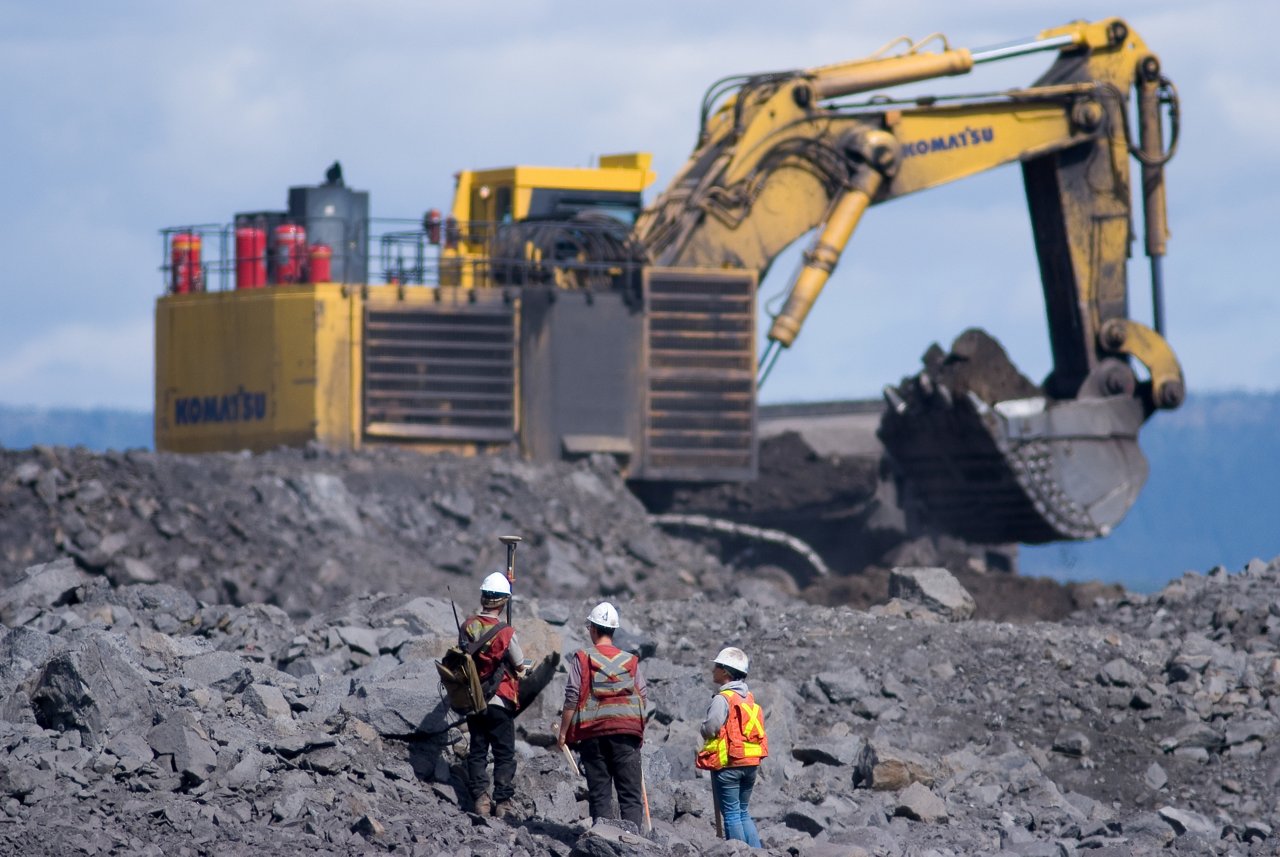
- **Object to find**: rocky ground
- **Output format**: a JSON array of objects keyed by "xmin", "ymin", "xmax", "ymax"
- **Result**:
[
  {"xmin": 0, "ymin": 445, "xmax": 737, "ymax": 617},
  {"xmin": 0, "ymin": 444, "xmax": 1276, "ymax": 855}
]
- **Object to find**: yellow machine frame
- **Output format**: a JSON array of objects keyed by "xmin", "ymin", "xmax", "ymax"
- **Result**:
[{"xmin": 155, "ymin": 284, "xmax": 520, "ymax": 455}]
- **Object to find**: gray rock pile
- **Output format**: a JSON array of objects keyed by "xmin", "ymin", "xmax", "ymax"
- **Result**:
[
  {"xmin": 1, "ymin": 446, "xmax": 1278, "ymax": 855},
  {"xmin": 2, "ymin": 553, "xmax": 1278, "ymax": 853},
  {"xmin": 0, "ymin": 445, "xmax": 736, "ymax": 617}
]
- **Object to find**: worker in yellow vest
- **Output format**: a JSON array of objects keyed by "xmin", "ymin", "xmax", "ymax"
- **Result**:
[{"xmin": 696, "ymin": 646, "xmax": 768, "ymax": 846}]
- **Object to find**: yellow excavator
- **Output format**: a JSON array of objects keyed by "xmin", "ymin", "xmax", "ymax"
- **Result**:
[{"xmin": 155, "ymin": 16, "xmax": 1182, "ymax": 546}]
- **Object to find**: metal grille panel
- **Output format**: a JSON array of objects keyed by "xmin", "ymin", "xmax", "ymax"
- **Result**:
[
  {"xmin": 363, "ymin": 296, "xmax": 516, "ymax": 442},
  {"xmin": 642, "ymin": 269, "xmax": 756, "ymax": 480}
]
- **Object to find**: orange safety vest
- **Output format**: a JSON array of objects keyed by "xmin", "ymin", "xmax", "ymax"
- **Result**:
[
  {"xmin": 566, "ymin": 645, "xmax": 645, "ymax": 743},
  {"xmin": 696, "ymin": 688, "xmax": 769, "ymax": 770},
  {"xmin": 462, "ymin": 614, "xmax": 518, "ymax": 705}
]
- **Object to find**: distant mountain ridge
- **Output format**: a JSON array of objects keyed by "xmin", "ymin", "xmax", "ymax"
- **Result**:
[
  {"xmin": 1020, "ymin": 390, "xmax": 1280, "ymax": 591},
  {"xmin": 1, "ymin": 392, "xmax": 1275, "ymax": 593},
  {"xmin": 0, "ymin": 405, "xmax": 151, "ymax": 452}
]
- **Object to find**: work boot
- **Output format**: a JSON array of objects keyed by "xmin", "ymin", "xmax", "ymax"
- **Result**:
[
  {"xmin": 492, "ymin": 799, "xmax": 516, "ymax": 820},
  {"xmin": 472, "ymin": 793, "xmax": 492, "ymax": 817}
]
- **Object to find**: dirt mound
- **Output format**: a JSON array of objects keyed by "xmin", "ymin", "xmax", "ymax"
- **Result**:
[
  {"xmin": 2, "ymin": 438, "xmax": 1097, "ymax": 623},
  {"xmin": 911, "ymin": 327, "xmax": 1042, "ymax": 406},
  {"xmin": 802, "ymin": 564, "xmax": 1122, "ymax": 622},
  {"xmin": 639, "ymin": 431, "xmax": 879, "ymax": 519}
]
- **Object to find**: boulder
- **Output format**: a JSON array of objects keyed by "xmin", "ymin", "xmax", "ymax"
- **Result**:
[
  {"xmin": 335, "ymin": 625, "xmax": 381, "ymax": 657},
  {"xmin": 0, "ymin": 559, "xmax": 89, "ymax": 626},
  {"xmin": 815, "ymin": 668, "xmax": 870, "ymax": 704},
  {"xmin": 106, "ymin": 732, "xmax": 154, "ymax": 774},
  {"xmin": 888, "ymin": 567, "xmax": 975, "ymax": 621},
  {"xmin": 147, "ymin": 711, "xmax": 218, "ymax": 785},
  {"xmin": 29, "ymin": 634, "xmax": 156, "ymax": 745},
  {"xmin": 341, "ymin": 668, "xmax": 454, "ymax": 737},
  {"xmin": 894, "ymin": 781, "xmax": 948, "ymax": 823},
  {"xmin": 289, "ymin": 472, "xmax": 363, "ymax": 535},
  {"xmin": 1098, "ymin": 658, "xmax": 1143, "ymax": 687},
  {"xmin": 243, "ymin": 684, "xmax": 292, "ymax": 721},
  {"xmin": 1157, "ymin": 806, "xmax": 1217, "ymax": 837},
  {"xmin": 110, "ymin": 557, "xmax": 159, "ymax": 586},
  {"xmin": 1051, "ymin": 730, "xmax": 1091, "ymax": 757},
  {"xmin": 856, "ymin": 741, "xmax": 935, "ymax": 790},
  {"xmin": 0, "ymin": 627, "xmax": 58, "ymax": 698},
  {"xmin": 569, "ymin": 820, "xmax": 668, "ymax": 857},
  {"xmin": 793, "ymin": 735, "xmax": 865, "ymax": 767},
  {"xmin": 375, "ymin": 597, "xmax": 458, "ymax": 637}
]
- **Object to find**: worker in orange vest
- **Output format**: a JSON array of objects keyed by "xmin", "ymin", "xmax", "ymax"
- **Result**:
[
  {"xmin": 697, "ymin": 646, "xmax": 768, "ymax": 846},
  {"xmin": 557, "ymin": 601, "xmax": 648, "ymax": 828}
]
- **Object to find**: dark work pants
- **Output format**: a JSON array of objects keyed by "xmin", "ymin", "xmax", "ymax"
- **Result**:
[
  {"xmin": 576, "ymin": 734, "xmax": 644, "ymax": 827},
  {"xmin": 466, "ymin": 704, "xmax": 516, "ymax": 803}
]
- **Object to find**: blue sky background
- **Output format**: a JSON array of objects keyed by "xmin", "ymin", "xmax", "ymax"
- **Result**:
[{"xmin": 0, "ymin": 1, "xmax": 1275, "ymax": 412}]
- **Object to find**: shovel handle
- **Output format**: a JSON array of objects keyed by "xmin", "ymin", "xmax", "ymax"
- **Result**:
[
  {"xmin": 641, "ymin": 768, "xmax": 653, "ymax": 834},
  {"xmin": 561, "ymin": 743, "xmax": 580, "ymax": 778}
]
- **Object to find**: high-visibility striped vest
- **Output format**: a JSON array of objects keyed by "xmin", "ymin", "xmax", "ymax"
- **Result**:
[
  {"xmin": 696, "ymin": 688, "xmax": 769, "ymax": 770},
  {"xmin": 566, "ymin": 645, "xmax": 645, "ymax": 743}
]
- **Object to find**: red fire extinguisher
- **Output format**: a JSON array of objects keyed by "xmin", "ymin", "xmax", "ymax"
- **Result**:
[
  {"xmin": 273, "ymin": 224, "xmax": 307, "ymax": 284},
  {"xmin": 308, "ymin": 244, "xmax": 332, "ymax": 282},
  {"xmin": 235, "ymin": 227, "xmax": 267, "ymax": 289},
  {"xmin": 170, "ymin": 232, "xmax": 204, "ymax": 294}
]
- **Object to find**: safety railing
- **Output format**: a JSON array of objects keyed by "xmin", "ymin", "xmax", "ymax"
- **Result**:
[
  {"xmin": 158, "ymin": 216, "xmax": 647, "ymax": 296},
  {"xmin": 160, "ymin": 218, "xmax": 434, "ymax": 293}
]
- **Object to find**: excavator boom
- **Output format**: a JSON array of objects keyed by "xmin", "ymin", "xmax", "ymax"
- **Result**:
[
  {"xmin": 153, "ymin": 16, "xmax": 1184, "ymax": 548},
  {"xmin": 633, "ymin": 16, "xmax": 1183, "ymax": 543}
]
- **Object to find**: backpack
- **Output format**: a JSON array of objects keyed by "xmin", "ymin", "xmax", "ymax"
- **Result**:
[{"xmin": 435, "ymin": 621, "xmax": 509, "ymax": 715}]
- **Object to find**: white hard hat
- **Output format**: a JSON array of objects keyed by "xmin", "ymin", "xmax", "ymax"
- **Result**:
[
  {"xmin": 587, "ymin": 601, "xmax": 620, "ymax": 629},
  {"xmin": 480, "ymin": 572, "xmax": 511, "ymax": 597},
  {"xmin": 714, "ymin": 647, "xmax": 749, "ymax": 675}
]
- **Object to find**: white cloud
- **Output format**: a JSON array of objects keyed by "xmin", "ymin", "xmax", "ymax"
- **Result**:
[{"xmin": 0, "ymin": 1, "xmax": 1274, "ymax": 408}]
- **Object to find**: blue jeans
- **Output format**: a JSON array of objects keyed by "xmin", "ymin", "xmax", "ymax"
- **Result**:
[{"xmin": 712, "ymin": 766, "xmax": 761, "ymax": 847}]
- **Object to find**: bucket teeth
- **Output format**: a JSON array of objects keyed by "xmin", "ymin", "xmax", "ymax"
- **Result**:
[{"xmin": 879, "ymin": 393, "xmax": 1147, "ymax": 544}]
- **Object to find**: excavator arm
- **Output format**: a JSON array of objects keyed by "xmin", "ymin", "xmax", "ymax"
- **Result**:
[{"xmin": 635, "ymin": 17, "xmax": 1184, "ymax": 543}]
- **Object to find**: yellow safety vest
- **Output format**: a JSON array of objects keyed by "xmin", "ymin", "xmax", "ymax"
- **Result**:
[{"xmin": 696, "ymin": 688, "xmax": 769, "ymax": 770}]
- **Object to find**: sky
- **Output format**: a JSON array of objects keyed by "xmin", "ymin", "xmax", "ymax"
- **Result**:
[{"xmin": 0, "ymin": 1, "xmax": 1276, "ymax": 410}]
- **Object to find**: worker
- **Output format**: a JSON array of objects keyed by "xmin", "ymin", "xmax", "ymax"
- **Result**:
[
  {"xmin": 697, "ymin": 646, "xmax": 768, "ymax": 847},
  {"xmin": 558, "ymin": 601, "xmax": 648, "ymax": 828},
  {"xmin": 462, "ymin": 571, "xmax": 527, "ymax": 819}
]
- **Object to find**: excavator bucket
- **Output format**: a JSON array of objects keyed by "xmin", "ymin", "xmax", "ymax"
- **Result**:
[{"xmin": 878, "ymin": 330, "xmax": 1149, "ymax": 544}]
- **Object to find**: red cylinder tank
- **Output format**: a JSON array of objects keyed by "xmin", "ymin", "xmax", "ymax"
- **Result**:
[
  {"xmin": 235, "ymin": 227, "xmax": 267, "ymax": 289},
  {"xmin": 273, "ymin": 223, "xmax": 307, "ymax": 284},
  {"xmin": 170, "ymin": 232, "xmax": 203, "ymax": 294},
  {"xmin": 308, "ymin": 244, "xmax": 332, "ymax": 282}
]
